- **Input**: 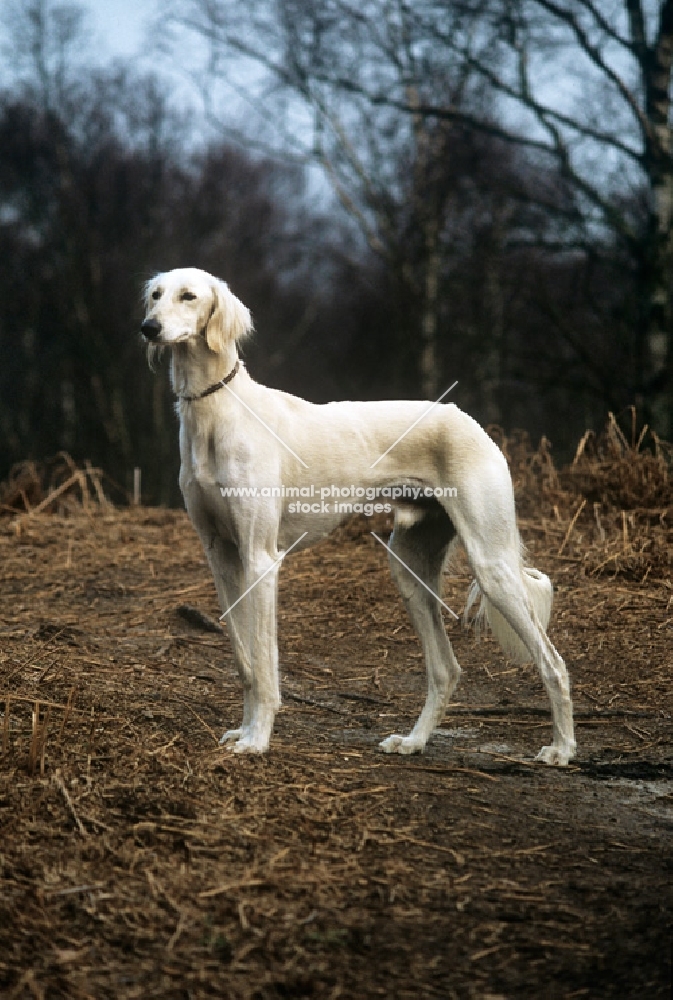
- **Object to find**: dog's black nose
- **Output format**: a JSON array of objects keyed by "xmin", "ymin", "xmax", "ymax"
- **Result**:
[{"xmin": 141, "ymin": 317, "xmax": 162, "ymax": 340}]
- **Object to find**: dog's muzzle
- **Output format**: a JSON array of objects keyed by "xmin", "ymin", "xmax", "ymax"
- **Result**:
[{"xmin": 141, "ymin": 318, "xmax": 162, "ymax": 341}]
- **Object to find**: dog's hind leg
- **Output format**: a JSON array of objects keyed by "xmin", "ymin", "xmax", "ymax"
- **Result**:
[
  {"xmin": 379, "ymin": 504, "xmax": 461, "ymax": 755},
  {"xmin": 470, "ymin": 552, "xmax": 575, "ymax": 764},
  {"xmin": 469, "ymin": 553, "xmax": 575, "ymax": 764},
  {"xmin": 448, "ymin": 452, "xmax": 576, "ymax": 765}
]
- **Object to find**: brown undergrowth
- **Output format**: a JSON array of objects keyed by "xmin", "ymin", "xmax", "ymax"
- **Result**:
[
  {"xmin": 489, "ymin": 411, "xmax": 672, "ymax": 582},
  {"xmin": 0, "ymin": 453, "xmax": 126, "ymax": 517}
]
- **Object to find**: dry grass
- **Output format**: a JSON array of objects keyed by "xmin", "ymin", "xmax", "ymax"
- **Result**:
[
  {"xmin": 0, "ymin": 453, "xmax": 123, "ymax": 517},
  {"xmin": 488, "ymin": 411, "xmax": 672, "ymax": 582}
]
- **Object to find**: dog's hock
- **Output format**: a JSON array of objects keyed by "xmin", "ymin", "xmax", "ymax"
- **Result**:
[{"xmin": 464, "ymin": 568, "xmax": 553, "ymax": 664}]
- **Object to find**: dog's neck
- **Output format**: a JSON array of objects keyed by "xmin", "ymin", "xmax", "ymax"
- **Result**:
[{"xmin": 170, "ymin": 340, "xmax": 240, "ymax": 401}]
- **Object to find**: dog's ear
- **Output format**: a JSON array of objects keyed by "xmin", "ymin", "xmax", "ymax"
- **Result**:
[
  {"xmin": 142, "ymin": 276, "xmax": 163, "ymax": 371},
  {"xmin": 142, "ymin": 279, "xmax": 152, "ymax": 313},
  {"xmin": 143, "ymin": 275, "xmax": 160, "ymax": 313},
  {"xmin": 205, "ymin": 279, "xmax": 253, "ymax": 354}
]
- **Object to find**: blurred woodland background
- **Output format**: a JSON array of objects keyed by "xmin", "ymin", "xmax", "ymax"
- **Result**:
[{"xmin": 1, "ymin": 0, "xmax": 672, "ymax": 505}]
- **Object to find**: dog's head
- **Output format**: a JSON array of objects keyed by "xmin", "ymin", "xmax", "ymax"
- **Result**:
[{"xmin": 141, "ymin": 268, "xmax": 253, "ymax": 362}]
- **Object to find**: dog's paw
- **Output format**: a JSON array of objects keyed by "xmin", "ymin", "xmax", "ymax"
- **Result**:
[
  {"xmin": 379, "ymin": 733, "xmax": 424, "ymax": 755},
  {"xmin": 535, "ymin": 742, "xmax": 576, "ymax": 766},
  {"xmin": 231, "ymin": 735, "xmax": 268, "ymax": 754},
  {"xmin": 219, "ymin": 728, "xmax": 243, "ymax": 745}
]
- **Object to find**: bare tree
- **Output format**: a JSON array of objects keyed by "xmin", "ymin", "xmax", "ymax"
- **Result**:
[
  {"xmin": 0, "ymin": 9, "xmax": 348, "ymax": 502},
  {"xmin": 164, "ymin": 0, "xmax": 500, "ymax": 399},
  {"xmin": 422, "ymin": 0, "xmax": 673, "ymax": 435},
  {"xmin": 1, "ymin": 0, "xmax": 90, "ymax": 111},
  {"xmin": 166, "ymin": 0, "xmax": 673, "ymax": 435}
]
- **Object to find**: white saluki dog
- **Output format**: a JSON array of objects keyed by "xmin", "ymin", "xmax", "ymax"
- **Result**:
[{"xmin": 141, "ymin": 267, "xmax": 576, "ymax": 765}]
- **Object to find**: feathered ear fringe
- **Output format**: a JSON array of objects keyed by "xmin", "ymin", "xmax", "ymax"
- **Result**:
[
  {"xmin": 142, "ymin": 276, "xmax": 162, "ymax": 314},
  {"xmin": 142, "ymin": 276, "xmax": 164, "ymax": 371},
  {"xmin": 205, "ymin": 280, "xmax": 254, "ymax": 354}
]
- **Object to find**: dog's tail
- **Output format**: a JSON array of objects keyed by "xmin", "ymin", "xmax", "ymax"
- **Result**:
[{"xmin": 463, "ymin": 567, "xmax": 553, "ymax": 664}]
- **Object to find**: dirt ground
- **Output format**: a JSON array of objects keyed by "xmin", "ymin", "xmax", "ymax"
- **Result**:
[{"xmin": 0, "ymin": 493, "xmax": 671, "ymax": 998}]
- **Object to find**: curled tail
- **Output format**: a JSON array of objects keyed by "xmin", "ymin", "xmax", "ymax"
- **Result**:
[{"xmin": 464, "ymin": 567, "xmax": 553, "ymax": 664}]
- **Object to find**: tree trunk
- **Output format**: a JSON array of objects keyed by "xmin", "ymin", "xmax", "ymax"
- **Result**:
[
  {"xmin": 640, "ymin": 187, "xmax": 673, "ymax": 437},
  {"xmin": 638, "ymin": 0, "xmax": 673, "ymax": 436},
  {"xmin": 420, "ymin": 215, "xmax": 440, "ymax": 399}
]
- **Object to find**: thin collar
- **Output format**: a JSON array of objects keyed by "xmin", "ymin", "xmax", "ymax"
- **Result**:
[{"xmin": 178, "ymin": 359, "xmax": 240, "ymax": 402}]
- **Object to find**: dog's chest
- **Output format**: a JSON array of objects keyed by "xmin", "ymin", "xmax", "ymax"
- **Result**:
[
  {"xmin": 179, "ymin": 417, "xmax": 224, "ymax": 485},
  {"xmin": 180, "ymin": 423, "xmax": 255, "ymax": 513}
]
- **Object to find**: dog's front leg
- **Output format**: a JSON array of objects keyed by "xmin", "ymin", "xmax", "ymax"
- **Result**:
[
  {"xmin": 209, "ymin": 545, "xmax": 280, "ymax": 754},
  {"xmin": 191, "ymin": 530, "xmax": 254, "ymax": 745},
  {"xmin": 227, "ymin": 552, "xmax": 281, "ymax": 754},
  {"xmin": 192, "ymin": 502, "xmax": 281, "ymax": 753}
]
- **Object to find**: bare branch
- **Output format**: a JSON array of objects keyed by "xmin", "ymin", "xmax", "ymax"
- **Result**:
[
  {"xmin": 532, "ymin": 0, "xmax": 653, "ymax": 146},
  {"xmin": 625, "ymin": 0, "xmax": 648, "ymax": 69},
  {"xmin": 574, "ymin": 0, "xmax": 631, "ymax": 49}
]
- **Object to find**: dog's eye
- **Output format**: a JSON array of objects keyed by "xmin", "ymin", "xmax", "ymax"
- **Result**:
[
  {"xmin": 180, "ymin": 291, "xmax": 196, "ymax": 301},
  {"xmin": 151, "ymin": 289, "xmax": 161, "ymax": 301}
]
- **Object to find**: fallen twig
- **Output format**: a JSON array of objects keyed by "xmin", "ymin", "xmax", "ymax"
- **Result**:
[{"xmin": 53, "ymin": 769, "xmax": 87, "ymax": 836}]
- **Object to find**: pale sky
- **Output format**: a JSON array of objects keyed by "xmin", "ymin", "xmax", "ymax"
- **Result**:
[
  {"xmin": 79, "ymin": 0, "xmax": 207, "ymax": 119},
  {"xmin": 0, "ymin": 0, "xmax": 163, "ymax": 88},
  {"xmin": 80, "ymin": 0, "xmax": 155, "ymax": 60},
  {"xmin": 0, "ymin": 0, "xmax": 283, "ymax": 153},
  {"xmin": 0, "ymin": 0, "xmax": 217, "ymax": 131}
]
